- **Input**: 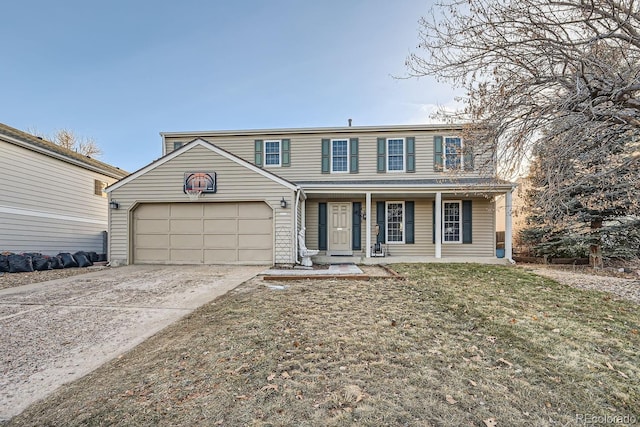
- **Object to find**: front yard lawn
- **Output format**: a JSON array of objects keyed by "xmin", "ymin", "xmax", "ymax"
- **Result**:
[{"xmin": 6, "ymin": 264, "xmax": 639, "ymax": 426}]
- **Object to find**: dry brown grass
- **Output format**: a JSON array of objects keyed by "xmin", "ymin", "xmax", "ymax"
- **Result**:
[{"xmin": 5, "ymin": 264, "xmax": 639, "ymax": 426}]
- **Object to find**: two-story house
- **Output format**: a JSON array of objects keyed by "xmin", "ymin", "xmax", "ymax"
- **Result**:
[{"xmin": 106, "ymin": 125, "xmax": 515, "ymax": 266}]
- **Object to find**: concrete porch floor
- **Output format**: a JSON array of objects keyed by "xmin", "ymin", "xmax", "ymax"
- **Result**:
[{"xmin": 311, "ymin": 255, "xmax": 513, "ymax": 265}]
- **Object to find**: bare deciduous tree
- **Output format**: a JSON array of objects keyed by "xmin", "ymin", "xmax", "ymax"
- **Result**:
[
  {"xmin": 407, "ymin": 0, "xmax": 640, "ymax": 262},
  {"xmin": 29, "ymin": 127, "xmax": 103, "ymax": 158}
]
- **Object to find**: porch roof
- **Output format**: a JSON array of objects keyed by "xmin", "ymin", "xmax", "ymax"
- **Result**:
[{"xmin": 297, "ymin": 177, "xmax": 514, "ymax": 194}]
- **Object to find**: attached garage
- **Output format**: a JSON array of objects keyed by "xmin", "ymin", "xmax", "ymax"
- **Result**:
[
  {"xmin": 106, "ymin": 139, "xmax": 303, "ymax": 267},
  {"xmin": 133, "ymin": 202, "xmax": 273, "ymax": 264}
]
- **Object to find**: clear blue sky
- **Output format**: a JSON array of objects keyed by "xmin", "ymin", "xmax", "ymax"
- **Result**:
[{"xmin": 1, "ymin": 0, "xmax": 457, "ymax": 172}]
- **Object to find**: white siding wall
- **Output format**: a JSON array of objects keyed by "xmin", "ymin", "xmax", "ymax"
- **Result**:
[
  {"xmin": 0, "ymin": 141, "xmax": 117, "ymax": 255},
  {"xmin": 109, "ymin": 144, "xmax": 295, "ymax": 266}
]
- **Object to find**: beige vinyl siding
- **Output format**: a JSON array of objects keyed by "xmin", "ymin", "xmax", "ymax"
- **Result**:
[
  {"xmin": 109, "ymin": 144, "xmax": 295, "ymax": 265},
  {"xmin": 0, "ymin": 140, "xmax": 117, "ymax": 254},
  {"xmin": 441, "ymin": 197, "xmax": 495, "ymax": 257},
  {"xmin": 305, "ymin": 197, "xmax": 495, "ymax": 258},
  {"xmin": 164, "ymin": 130, "xmax": 494, "ymax": 182}
]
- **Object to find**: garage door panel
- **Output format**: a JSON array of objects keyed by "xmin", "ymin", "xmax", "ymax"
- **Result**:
[
  {"xmin": 170, "ymin": 234, "xmax": 203, "ymax": 248},
  {"xmin": 135, "ymin": 204, "xmax": 170, "ymax": 219},
  {"xmin": 134, "ymin": 202, "xmax": 273, "ymax": 265},
  {"xmin": 171, "ymin": 204, "xmax": 203, "ymax": 217},
  {"xmin": 136, "ymin": 248, "xmax": 169, "ymax": 262},
  {"xmin": 239, "ymin": 202, "xmax": 272, "ymax": 218},
  {"xmin": 170, "ymin": 249, "xmax": 202, "ymax": 262},
  {"xmin": 171, "ymin": 219, "xmax": 203, "ymax": 233},
  {"xmin": 204, "ymin": 249, "xmax": 238, "ymax": 263},
  {"xmin": 239, "ymin": 218, "xmax": 272, "ymax": 234},
  {"xmin": 204, "ymin": 203, "xmax": 238, "ymax": 217},
  {"xmin": 204, "ymin": 235, "xmax": 238, "ymax": 248},
  {"xmin": 238, "ymin": 234, "xmax": 272, "ymax": 249},
  {"xmin": 136, "ymin": 219, "xmax": 168, "ymax": 233},
  {"xmin": 239, "ymin": 249, "xmax": 271, "ymax": 262},
  {"xmin": 204, "ymin": 219, "xmax": 237, "ymax": 233},
  {"xmin": 136, "ymin": 234, "xmax": 169, "ymax": 247}
]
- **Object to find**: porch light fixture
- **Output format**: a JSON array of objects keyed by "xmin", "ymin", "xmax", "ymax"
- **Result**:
[
  {"xmin": 280, "ymin": 197, "xmax": 287, "ymax": 208},
  {"xmin": 109, "ymin": 201, "xmax": 119, "ymax": 210}
]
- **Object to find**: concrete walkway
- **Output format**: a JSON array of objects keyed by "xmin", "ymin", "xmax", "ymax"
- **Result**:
[
  {"xmin": 0, "ymin": 265, "xmax": 263, "ymax": 421},
  {"xmin": 262, "ymin": 263, "xmax": 363, "ymax": 276}
]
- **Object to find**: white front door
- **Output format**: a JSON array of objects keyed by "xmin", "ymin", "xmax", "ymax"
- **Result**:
[{"xmin": 328, "ymin": 202, "xmax": 352, "ymax": 255}]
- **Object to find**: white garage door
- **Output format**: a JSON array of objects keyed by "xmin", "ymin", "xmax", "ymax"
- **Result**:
[{"xmin": 133, "ymin": 202, "xmax": 273, "ymax": 264}]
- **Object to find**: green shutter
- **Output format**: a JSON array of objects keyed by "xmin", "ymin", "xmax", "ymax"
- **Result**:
[
  {"xmin": 434, "ymin": 135, "xmax": 443, "ymax": 171},
  {"xmin": 350, "ymin": 138, "xmax": 359, "ymax": 173},
  {"xmin": 406, "ymin": 137, "xmax": 415, "ymax": 173},
  {"xmin": 462, "ymin": 200, "xmax": 472, "ymax": 244},
  {"xmin": 463, "ymin": 143, "xmax": 474, "ymax": 171},
  {"xmin": 321, "ymin": 139, "xmax": 330, "ymax": 173},
  {"xmin": 282, "ymin": 139, "xmax": 290, "ymax": 167},
  {"xmin": 352, "ymin": 202, "xmax": 361, "ymax": 250},
  {"xmin": 406, "ymin": 201, "xmax": 414, "ymax": 244},
  {"xmin": 376, "ymin": 201, "xmax": 386, "ymax": 243},
  {"xmin": 254, "ymin": 140, "xmax": 263, "ymax": 167},
  {"xmin": 432, "ymin": 200, "xmax": 436, "ymax": 244},
  {"xmin": 377, "ymin": 138, "xmax": 386, "ymax": 173},
  {"xmin": 318, "ymin": 203, "xmax": 327, "ymax": 250}
]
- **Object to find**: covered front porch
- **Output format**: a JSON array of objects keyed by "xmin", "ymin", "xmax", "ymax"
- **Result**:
[{"xmin": 297, "ymin": 179, "xmax": 515, "ymax": 265}]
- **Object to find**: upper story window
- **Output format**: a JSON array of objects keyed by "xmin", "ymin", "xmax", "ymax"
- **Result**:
[
  {"xmin": 264, "ymin": 140, "xmax": 281, "ymax": 167},
  {"xmin": 387, "ymin": 138, "xmax": 405, "ymax": 172},
  {"xmin": 173, "ymin": 141, "xmax": 184, "ymax": 151},
  {"xmin": 445, "ymin": 137, "xmax": 462, "ymax": 170},
  {"xmin": 331, "ymin": 139, "xmax": 349, "ymax": 172},
  {"xmin": 434, "ymin": 135, "xmax": 473, "ymax": 171}
]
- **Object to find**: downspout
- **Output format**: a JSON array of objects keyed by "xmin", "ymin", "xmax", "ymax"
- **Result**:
[{"xmin": 294, "ymin": 187, "xmax": 302, "ymax": 265}]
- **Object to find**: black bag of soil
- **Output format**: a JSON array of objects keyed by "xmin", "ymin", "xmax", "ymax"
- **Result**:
[
  {"xmin": 50, "ymin": 256, "xmax": 64, "ymax": 269},
  {"xmin": 58, "ymin": 253, "xmax": 79, "ymax": 268},
  {"xmin": 0, "ymin": 254, "xmax": 10, "ymax": 272},
  {"xmin": 8, "ymin": 254, "xmax": 34, "ymax": 273},
  {"xmin": 32, "ymin": 255, "xmax": 52, "ymax": 271},
  {"xmin": 74, "ymin": 253, "xmax": 92, "ymax": 268},
  {"xmin": 87, "ymin": 251, "xmax": 99, "ymax": 262}
]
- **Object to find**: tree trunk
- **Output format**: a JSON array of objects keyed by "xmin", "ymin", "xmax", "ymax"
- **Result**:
[{"xmin": 589, "ymin": 218, "xmax": 603, "ymax": 269}]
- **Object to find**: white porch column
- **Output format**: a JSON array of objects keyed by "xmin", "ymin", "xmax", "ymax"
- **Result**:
[
  {"xmin": 505, "ymin": 190, "xmax": 513, "ymax": 261},
  {"xmin": 365, "ymin": 192, "xmax": 372, "ymax": 258},
  {"xmin": 435, "ymin": 192, "xmax": 442, "ymax": 258}
]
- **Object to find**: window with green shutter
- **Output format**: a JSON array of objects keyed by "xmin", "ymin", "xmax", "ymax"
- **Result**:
[
  {"xmin": 254, "ymin": 140, "xmax": 263, "ymax": 167},
  {"xmin": 321, "ymin": 139, "xmax": 330, "ymax": 173}
]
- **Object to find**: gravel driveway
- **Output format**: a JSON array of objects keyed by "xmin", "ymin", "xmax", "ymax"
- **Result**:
[{"xmin": 0, "ymin": 265, "xmax": 264, "ymax": 421}]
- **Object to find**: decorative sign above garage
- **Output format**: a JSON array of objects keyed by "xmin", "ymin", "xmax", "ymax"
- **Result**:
[{"xmin": 184, "ymin": 172, "xmax": 217, "ymax": 193}]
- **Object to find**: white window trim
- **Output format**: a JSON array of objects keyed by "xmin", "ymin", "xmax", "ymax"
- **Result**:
[
  {"xmin": 385, "ymin": 201, "xmax": 405, "ymax": 244},
  {"xmin": 442, "ymin": 200, "xmax": 463, "ymax": 244},
  {"xmin": 264, "ymin": 139, "xmax": 282, "ymax": 167},
  {"xmin": 443, "ymin": 136, "xmax": 464, "ymax": 171},
  {"xmin": 386, "ymin": 137, "xmax": 405, "ymax": 173},
  {"xmin": 330, "ymin": 138, "xmax": 349, "ymax": 173}
]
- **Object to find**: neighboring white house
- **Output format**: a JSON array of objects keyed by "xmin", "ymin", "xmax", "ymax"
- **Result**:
[{"xmin": 0, "ymin": 123, "xmax": 128, "ymax": 255}]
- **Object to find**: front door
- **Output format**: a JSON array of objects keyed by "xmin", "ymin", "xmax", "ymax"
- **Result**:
[{"xmin": 328, "ymin": 202, "xmax": 352, "ymax": 255}]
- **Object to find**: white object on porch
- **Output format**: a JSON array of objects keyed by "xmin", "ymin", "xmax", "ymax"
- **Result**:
[{"xmin": 298, "ymin": 227, "xmax": 319, "ymax": 267}]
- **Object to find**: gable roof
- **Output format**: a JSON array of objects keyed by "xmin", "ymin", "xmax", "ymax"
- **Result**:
[
  {"xmin": 106, "ymin": 138, "xmax": 299, "ymax": 193},
  {"xmin": 0, "ymin": 123, "xmax": 128, "ymax": 179}
]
